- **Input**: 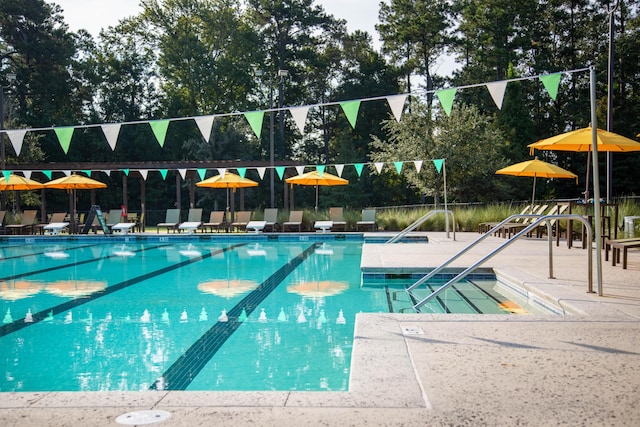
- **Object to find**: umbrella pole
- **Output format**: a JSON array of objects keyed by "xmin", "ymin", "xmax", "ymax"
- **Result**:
[
  {"xmin": 315, "ymin": 185, "xmax": 319, "ymax": 213},
  {"xmin": 531, "ymin": 175, "xmax": 537, "ymax": 211},
  {"xmin": 584, "ymin": 151, "xmax": 591, "ymax": 200}
]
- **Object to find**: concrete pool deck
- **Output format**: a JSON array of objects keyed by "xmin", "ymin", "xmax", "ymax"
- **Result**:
[{"xmin": 1, "ymin": 232, "xmax": 639, "ymax": 426}]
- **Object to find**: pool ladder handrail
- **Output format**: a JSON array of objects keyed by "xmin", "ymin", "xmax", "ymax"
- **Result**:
[
  {"xmin": 408, "ymin": 213, "xmax": 597, "ymax": 312},
  {"xmin": 385, "ymin": 209, "xmax": 456, "ymax": 244}
]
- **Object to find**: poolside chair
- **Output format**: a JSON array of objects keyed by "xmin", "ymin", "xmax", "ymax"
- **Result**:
[
  {"xmin": 282, "ymin": 210, "xmax": 303, "ymax": 232},
  {"xmin": 179, "ymin": 208, "xmax": 203, "ymax": 233},
  {"xmin": 478, "ymin": 205, "xmax": 533, "ymax": 234},
  {"xmin": 5, "ymin": 210, "xmax": 38, "ymax": 235},
  {"xmin": 0, "ymin": 210, "xmax": 6, "ymax": 234},
  {"xmin": 230, "ymin": 211, "xmax": 252, "ymax": 232},
  {"xmin": 102, "ymin": 209, "xmax": 123, "ymax": 233},
  {"xmin": 203, "ymin": 211, "xmax": 225, "ymax": 233},
  {"xmin": 263, "ymin": 208, "xmax": 279, "ymax": 232},
  {"xmin": 35, "ymin": 212, "xmax": 68, "ymax": 235},
  {"xmin": 356, "ymin": 209, "xmax": 377, "ymax": 231},
  {"xmin": 533, "ymin": 203, "xmax": 570, "ymax": 240},
  {"xmin": 157, "ymin": 209, "xmax": 181, "ymax": 233},
  {"xmin": 329, "ymin": 207, "xmax": 347, "ymax": 231},
  {"xmin": 498, "ymin": 204, "xmax": 549, "ymax": 238}
]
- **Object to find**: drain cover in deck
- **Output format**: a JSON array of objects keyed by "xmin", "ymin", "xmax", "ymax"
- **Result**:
[
  {"xmin": 115, "ymin": 410, "xmax": 171, "ymax": 425},
  {"xmin": 402, "ymin": 326, "xmax": 424, "ymax": 335}
]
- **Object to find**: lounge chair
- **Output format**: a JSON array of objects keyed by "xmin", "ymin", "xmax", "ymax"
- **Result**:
[
  {"xmin": 329, "ymin": 207, "xmax": 347, "ymax": 231},
  {"xmin": 263, "ymin": 208, "xmax": 279, "ymax": 232},
  {"xmin": 533, "ymin": 204, "xmax": 570, "ymax": 239},
  {"xmin": 179, "ymin": 208, "xmax": 203, "ymax": 233},
  {"xmin": 5, "ymin": 210, "xmax": 38, "ymax": 235},
  {"xmin": 478, "ymin": 205, "xmax": 533, "ymax": 234},
  {"xmin": 157, "ymin": 209, "xmax": 181, "ymax": 233},
  {"xmin": 499, "ymin": 204, "xmax": 548, "ymax": 238},
  {"xmin": 35, "ymin": 212, "xmax": 68, "ymax": 235},
  {"xmin": 230, "ymin": 211, "xmax": 252, "ymax": 232},
  {"xmin": 356, "ymin": 209, "xmax": 377, "ymax": 231},
  {"xmin": 203, "ymin": 211, "xmax": 225, "ymax": 233},
  {"xmin": 103, "ymin": 209, "xmax": 123, "ymax": 233},
  {"xmin": 282, "ymin": 210, "xmax": 303, "ymax": 232},
  {"xmin": 0, "ymin": 210, "xmax": 5, "ymax": 234}
]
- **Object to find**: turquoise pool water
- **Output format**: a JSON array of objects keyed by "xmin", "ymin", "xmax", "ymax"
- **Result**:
[{"xmin": 0, "ymin": 236, "xmax": 548, "ymax": 392}]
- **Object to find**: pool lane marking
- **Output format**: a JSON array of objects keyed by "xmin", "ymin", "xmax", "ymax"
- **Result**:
[
  {"xmin": 152, "ymin": 242, "xmax": 319, "ymax": 391},
  {"xmin": 0, "ymin": 244, "xmax": 245, "ymax": 338}
]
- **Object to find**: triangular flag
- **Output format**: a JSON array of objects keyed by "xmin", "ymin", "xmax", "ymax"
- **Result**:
[
  {"xmin": 194, "ymin": 116, "xmax": 215, "ymax": 142},
  {"xmin": 149, "ymin": 120, "xmax": 170, "ymax": 147},
  {"xmin": 275, "ymin": 166, "xmax": 285, "ymax": 180},
  {"xmin": 23, "ymin": 171, "xmax": 32, "ymax": 179},
  {"xmin": 334, "ymin": 164, "xmax": 344, "ymax": 177},
  {"xmin": 244, "ymin": 111, "xmax": 264, "ymax": 139},
  {"xmin": 289, "ymin": 106, "xmax": 309, "ymax": 133},
  {"xmin": 386, "ymin": 94, "xmax": 408, "ymax": 122},
  {"xmin": 6, "ymin": 130, "xmax": 27, "ymax": 156},
  {"xmin": 2, "ymin": 171, "xmax": 10, "ymax": 181},
  {"xmin": 540, "ymin": 73, "xmax": 562, "ymax": 101},
  {"xmin": 63, "ymin": 170, "xmax": 71, "ymax": 177},
  {"xmin": 354, "ymin": 163, "xmax": 364, "ymax": 177},
  {"xmin": 295, "ymin": 166, "xmax": 305, "ymax": 175},
  {"xmin": 340, "ymin": 101, "xmax": 360, "ymax": 128},
  {"xmin": 101, "ymin": 123, "xmax": 121, "ymax": 150},
  {"xmin": 197, "ymin": 168, "xmax": 206, "ymax": 180},
  {"xmin": 374, "ymin": 162, "xmax": 384, "ymax": 174},
  {"xmin": 82, "ymin": 170, "xmax": 92, "ymax": 177},
  {"xmin": 256, "ymin": 167, "xmax": 266, "ymax": 179},
  {"xmin": 237, "ymin": 167, "xmax": 246, "ymax": 178},
  {"xmin": 139, "ymin": 170, "xmax": 148, "ymax": 180},
  {"xmin": 316, "ymin": 165, "xmax": 325, "ymax": 176},
  {"xmin": 121, "ymin": 169, "xmax": 129, "ymax": 176},
  {"xmin": 394, "ymin": 161, "xmax": 403, "ymax": 174},
  {"xmin": 178, "ymin": 169, "xmax": 187, "ymax": 179},
  {"xmin": 413, "ymin": 160, "xmax": 423, "ymax": 173},
  {"xmin": 217, "ymin": 168, "xmax": 226, "ymax": 178},
  {"xmin": 43, "ymin": 170, "xmax": 52, "ymax": 179},
  {"xmin": 485, "ymin": 81, "xmax": 508, "ymax": 110},
  {"xmin": 433, "ymin": 159, "xmax": 444, "ymax": 174},
  {"xmin": 436, "ymin": 88, "xmax": 457, "ymax": 116},
  {"xmin": 102, "ymin": 170, "xmax": 111, "ymax": 177},
  {"xmin": 159, "ymin": 169, "xmax": 168, "ymax": 180},
  {"xmin": 54, "ymin": 127, "xmax": 74, "ymax": 154}
]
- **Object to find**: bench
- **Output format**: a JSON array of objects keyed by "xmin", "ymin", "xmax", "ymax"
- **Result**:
[
  {"xmin": 178, "ymin": 222, "xmax": 201, "ymax": 234},
  {"xmin": 111, "ymin": 223, "xmax": 137, "ymax": 235},
  {"xmin": 246, "ymin": 221, "xmax": 267, "ymax": 233},
  {"xmin": 606, "ymin": 238, "xmax": 640, "ymax": 269},
  {"xmin": 43, "ymin": 222, "xmax": 69, "ymax": 236},
  {"xmin": 314, "ymin": 221, "xmax": 333, "ymax": 233}
]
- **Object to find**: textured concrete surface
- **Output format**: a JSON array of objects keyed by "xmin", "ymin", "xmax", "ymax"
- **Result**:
[{"xmin": 1, "ymin": 232, "xmax": 639, "ymax": 426}]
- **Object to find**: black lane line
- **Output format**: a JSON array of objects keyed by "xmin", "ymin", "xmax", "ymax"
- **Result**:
[
  {"xmin": 384, "ymin": 286, "xmax": 394, "ymax": 313},
  {"xmin": 0, "ymin": 243, "xmax": 102, "ymax": 262},
  {"xmin": 450, "ymin": 283, "xmax": 482, "ymax": 314},
  {"xmin": 0, "ymin": 244, "xmax": 245, "ymax": 338},
  {"xmin": 152, "ymin": 243, "xmax": 319, "ymax": 391}
]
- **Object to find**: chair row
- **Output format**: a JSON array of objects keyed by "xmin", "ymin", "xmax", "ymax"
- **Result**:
[
  {"xmin": 0, "ymin": 209, "xmax": 143, "ymax": 235},
  {"xmin": 478, "ymin": 204, "xmax": 569, "ymax": 239}
]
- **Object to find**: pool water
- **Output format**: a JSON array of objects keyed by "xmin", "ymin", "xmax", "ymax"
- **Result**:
[{"xmin": 0, "ymin": 238, "xmax": 549, "ymax": 393}]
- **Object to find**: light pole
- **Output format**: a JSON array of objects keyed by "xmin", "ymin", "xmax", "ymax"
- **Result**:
[
  {"xmin": 606, "ymin": 1, "xmax": 618, "ymax": 203},
  {"xmin": 0, "ymin": 72, "xmax": 17, "ymax": 172}
]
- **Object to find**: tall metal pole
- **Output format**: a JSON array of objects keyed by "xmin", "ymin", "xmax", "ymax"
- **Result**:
[
  {"xmin": 606, "ymin": 1, "xmax": 618, "ymax": 202},
  {"xmin": 0, "ymin": 86, "xmax": 5, "ymax": 210},
  {"xmin": 269, "ymin": 84, "xmax": 275, "ymax": 208},
  {"xmin": 590, "ymin": 66, "xmax": 603, "ymax": 295}
]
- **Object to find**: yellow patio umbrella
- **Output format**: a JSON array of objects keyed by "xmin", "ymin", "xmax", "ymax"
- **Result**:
[
  {"xmin": 44, "ymin": 174, "xmax": 107, "ymax": 233},
  {"xmin": 496, "ymin": 158, "xmax": 577, "ymax": 210},
  {"xmin": 196, "ymin": 172, "xmax": 258, "ymax": 218},
  {"xmin": 0, "ymin": 174, "xmax": 45, "ymax": 191},
  {"xmin": 286, "ymin": 280, "xmax": 349, "ymax": 298},
  {"xmin": 285, "ymin": 170, "xmax": 348, "ymax": 211}
]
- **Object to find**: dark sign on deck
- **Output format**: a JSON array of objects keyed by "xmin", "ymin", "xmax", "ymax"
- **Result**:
[{"xmin": 80, "ymin": 205, "xmax": 110, "ymax": 235}]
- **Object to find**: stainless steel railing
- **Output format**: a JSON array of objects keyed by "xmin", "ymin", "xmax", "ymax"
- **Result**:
[{"xmin": 385, "ymin": 209, "xmax": 456, "ymax": 244}]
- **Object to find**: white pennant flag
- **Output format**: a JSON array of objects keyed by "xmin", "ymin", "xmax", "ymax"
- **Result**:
[
  {"xmin": 334, "ymin": 164, "xmax": 344, "ymax": 177},
  {"xmin": 101, "ymin": 124, "xmax": 121, "ymax": 151},
  {"xmin": 374, "ymin": 162, "xmax": 384, "ymax": 174},
  {"xmin": 256, "ymin": 167, "xmax": 266, "ymax": 179},
  {"xmin": 386, "ymin": 94, "xmax": 408, "ymax": 122},
  {"xmin": 217, "ymin": 168, "xmax": 227, "ymax": 178},
  {"xmin": 413, "ymin": 160, "xmax": 423, "ymax": 173},
  {"xmin": 102, "ymin": 170, "xmax": 111, "ymax": 177},
  {"xmin": 139, "ymin": 170, "xmax": 148, "ymax": 180},
  {"xmin": 295, "ymin": 166, "xmax": 305, "ymax": 175},
  {"xmin": 195, "ymin": 116, "xmax": 215, "ymax": 142},
  {"xmin": 6, "ymin": 130, "xmax": 27, "ymax": 156},
  {"xmin": 23, "ymin": 170, "xmax": 32, "ymax": 179},
  {"xmin": 178, "ymin": 169, "xmax": 187, "ymax": 179},
  {"xmin": 63, "ymin": 170, "xmax": 72, "ymax": 177},
  {"xmin": 289, "ymin": 106, "xmax": 310, "ymax": 133},
  {"xmin": 486, "ymin": 81, "xmax": 508, "ymax": 110}
]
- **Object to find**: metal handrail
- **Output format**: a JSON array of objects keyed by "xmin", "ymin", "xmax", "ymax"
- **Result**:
[
  {"xmin": 385, "ymin": 209, "xmax": 456, "ymax": 244},
  {"xmin": 408, "ymin": 214, "xmax": 596, "ymax": 312}
]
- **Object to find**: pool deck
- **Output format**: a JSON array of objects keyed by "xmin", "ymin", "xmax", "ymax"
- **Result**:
[{"xmin": 2, "ymin": 232, "xmax": 640, "ymax": 426}]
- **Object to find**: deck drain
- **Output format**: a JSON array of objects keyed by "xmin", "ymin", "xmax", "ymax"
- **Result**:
[
  {"xmin": 402, "ymin": 326, "xmax": 424, "ymax": 335},
  {"xmin": 115, "ymin": 410, "xmax": 171, "ymax": 425}
]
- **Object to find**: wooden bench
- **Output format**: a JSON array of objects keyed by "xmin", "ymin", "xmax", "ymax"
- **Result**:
[{"xmin": 606, "ymin": 238, "xmax": 640, "ymax": 269}]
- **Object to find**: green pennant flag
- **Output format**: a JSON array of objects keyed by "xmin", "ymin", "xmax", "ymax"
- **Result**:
[
  {"xmin": 2, "ymin": 171, "xmax": 11, "ymax": 181},
  {"xmin": 354, "ymin": 163, "xmax": 364, "ymax": 177},
  {"xmin": 54, "ymin": 127, "xmax": 74, "ymax": 154},
  {"xmin": 121, "ymin": 169, "xmax": 129, "ymax": 176},
  {"xmin": 433, "ymin": 159, "xmax": 444, "ymax": 174},
  {"xmin": 237, "ymin": 167, "xmax": 247, "ymax": 178},
  {"xmin": 159, "ymin": 169, "xmax": 168, "ymax": 180},
  {"xmin": 436, "ymin": 88, "xmax": 457, "ymax": 116},
  {"xmin": 540, "ymin": 72, "xmax": 562, "ymax": 101},
  {"xmin": 82, "ymin": 170, "xmax": 92, "ymax": 177},
  {"xmin": 244, "ymin": 111, "xmax": 265, "ymax": 139},
  {"xmin": 316, "ymin": 165, "xmax": 325, "ymax": 176},
  {"xmin": 394, "ymin": 161, "xmax": 403, "ymax": 174},
  {"xmin": 340, "ymin": 101, "xmax": 361, "ymax": 128},
  {"xmin": 197, "ymin": 168, "xmax": 206, "ymax": 180},
  {"xmin": 149, "ymin": 120, "xmax": 170, "ymax": 147},
  {"xmin": 43, "ymin": 170, "xmax": 52, "ymax": 180},
  {"xmin": 275, "ymin": 166, "xmax": 285, "ymax": 180}
]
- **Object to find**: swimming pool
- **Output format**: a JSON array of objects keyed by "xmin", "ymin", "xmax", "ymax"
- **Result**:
[{"xmin": 0, "ymin": 236, "xmax": 553, "ymax": 392}]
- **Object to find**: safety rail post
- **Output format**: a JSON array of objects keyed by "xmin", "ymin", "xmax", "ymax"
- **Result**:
[{"xmin": 385, "ymin": 209, "xmax": 456, "ymax": 244}]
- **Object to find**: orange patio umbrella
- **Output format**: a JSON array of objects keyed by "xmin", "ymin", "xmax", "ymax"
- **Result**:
[
  {"xmin": 44, "ymin": 174, "xmax": 107, "ymax": 233},
  {"xmin": 285, "ymin": 170, "xmax": 348, "ymax": 211},
  {"xmin": 196, "ymin": 172, "xmax": 258, "ymax": 219}
]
